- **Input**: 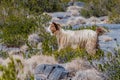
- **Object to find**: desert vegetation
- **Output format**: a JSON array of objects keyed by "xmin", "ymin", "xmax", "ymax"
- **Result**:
[
  {"xmin": 0, "ymin": 0, "xmax": 120, "ymax": 80},
  {"xmin": 80, "ymin": 0, "xmax": 120, "ymax": 23}
]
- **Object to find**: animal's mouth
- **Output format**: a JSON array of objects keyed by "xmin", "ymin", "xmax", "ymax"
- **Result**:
[
  {"xmin": 46, "ymin": 27, "xmax": 54, "ymax": 35},
  {"xmin": 44, "ymin": 26, "xmax": 50, "ymax": 32}
]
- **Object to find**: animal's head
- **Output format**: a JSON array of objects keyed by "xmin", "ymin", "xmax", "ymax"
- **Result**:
[{"xmin": 47, "ymin": 22, "xmax": 61, "ymax": 35}]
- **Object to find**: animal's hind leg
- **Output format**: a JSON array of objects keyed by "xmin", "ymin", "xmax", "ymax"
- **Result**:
[{"xmin": 85, "ymin": 40, "xmax": 97, "ymax": 55}]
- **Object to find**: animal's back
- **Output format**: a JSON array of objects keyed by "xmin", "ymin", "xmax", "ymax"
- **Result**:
[
  {"xmin": 79, "ymin": 29, "xmax": 97, "ymax": 38},
  {"xmin": 67, "ymin": 29, "xmax": 97, "ymax": 40},
  {"xmin": 63, "ymin": 29, "xmax": 97, "ymax": 48},
  {"xmin": 63, "ymin": 29, "xmax": 97, "ymax": 42}
]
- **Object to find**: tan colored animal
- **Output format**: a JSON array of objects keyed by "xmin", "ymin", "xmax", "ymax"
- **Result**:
[{"xmin": 47, "ymin": 22, "xmax": 107, "ymax": 55}]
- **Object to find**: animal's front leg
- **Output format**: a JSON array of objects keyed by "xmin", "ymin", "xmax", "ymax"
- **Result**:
[
  {"xmin": 58, "ymin": 45, "xmax": 64, "ymax": 52},
  {"xmin": 57, "ymin": 37, "xmax": 65, "ymax": 52},
  {"xmin": 58, "ymin": 47, "xmax": 61, "ymax": 52},
  {"xmin": 58, "ymin": 41, "xmax": 65, "ymax": 52}
]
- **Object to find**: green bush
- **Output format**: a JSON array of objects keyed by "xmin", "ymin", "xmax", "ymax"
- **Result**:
[
  {"xmin": 81, "ymin": 0, "xmax": 108, "ymax": 18},
  {"xmin": 0, "ymin": 57, "xmax": 34, "ymax": 80},
  {"xmin": 0, "ymin": 0, "xmax": 51, "ymax": 47},
  {"xmin": 41, "ymin": 33, "xmax": 58, "ymax": 54},
  {"xmin": 0, "ymin": 0, "xmax": 66, "ymax": 48},
  {"xmin": 0, "ymin": 51, "xmax": 8, "ymax": 59},
  {"xmin": 0, "ymin": 16, "xmax": 37, "ymax": 47},
  {"xmin": 109, "ymin": 11, "xmax": 120, "ymax": 24},
  {"xmin": 53, "ymin": 47, "xmax": 104, "ymax": 63},
  {"xmin": 0, "ymin": 57, "xmax": 24, "ymax": 80},
  {"xmin": 24, "ymin": 0, "xmax": 65, "ymax": 13},
  {"xmin": 0, "ymin": 0, "xmax": 65, "ymax": 13},
  {"xmin": 81, "ymin": 0, "xmax": 120, "ymax": 23},
  {"xmin": 97, "ymin": 41, "xmax": 120, "ymax": 80}
]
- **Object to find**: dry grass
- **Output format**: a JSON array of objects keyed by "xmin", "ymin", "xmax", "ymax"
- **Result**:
[
  {"xmin": 0, "ymin": 54, "xmax": 57, "ymax": 80},
  {"xmin": 0, "ymin": 54, "xmax": 105, "ymax": 80},
  {"xmin": 63, "ymin": 58, "xmax": 106, "ymax": 80},
  {"xmin": 72, "ymin": 68, "xmax": 104, "ymax": 80},
  {"xmin": 64, "ymin": 58, "xmax": 92, "ymax": 72}
]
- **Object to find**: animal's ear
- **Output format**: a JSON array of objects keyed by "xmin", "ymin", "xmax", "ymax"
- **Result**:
[
  {"xmin": 56, "ymin": 23, "xmax": 61, "ymax": 27},
  {"xmin": 52, "ymin": 22, "xmax": 56, "ymax": 25},
  {"xmin": 52, "ymin": 22, "xmax": 60, "ymax": 30},
  {"xmin": 52, "ymin": 22, "xmax": 61, "ymax": 26}
]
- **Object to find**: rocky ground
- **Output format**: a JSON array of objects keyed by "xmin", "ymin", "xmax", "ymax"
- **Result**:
[{"xmin": 0, "ymin": 1, "xmax": 120, "ymax": 80}]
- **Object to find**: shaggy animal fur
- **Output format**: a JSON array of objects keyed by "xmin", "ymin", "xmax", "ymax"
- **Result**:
[{"xmin": 47, "ymin": 22, "xmax": 106, "ymax": 54}]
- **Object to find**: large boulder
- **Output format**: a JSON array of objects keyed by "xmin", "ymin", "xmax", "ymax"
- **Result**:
[{"xmin": 34, "ymin": 64, "xmax": 69, "ymax": 80}]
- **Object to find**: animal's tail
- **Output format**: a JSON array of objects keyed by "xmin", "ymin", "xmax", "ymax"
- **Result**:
[{"xmin": 96, "ymin": 27, "xmax": 108, "ymax": 36}]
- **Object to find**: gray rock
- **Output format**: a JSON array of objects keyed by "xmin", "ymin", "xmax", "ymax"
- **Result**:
[
  {"xmin": 35, "ymin": 64, "xmax": 48, "ymax": 74},
  {"xmin": 28, "ymin": 33, "xmax": 42, "ymax": 47},
  {"xmin": 48, "ymin": 68, "xmax": 63, "ymax": 80},
  {"xmin": 34, "ymin": 64, "xmax": 69, "ymax": 80},
  {"xmin": 68, "ymin": 2, "xmax": 74, "ymax": 6},
  {"xmin": 43, "ymin": 65, "xmax": 54, "ymax": 77},
  {"xmin": 74, "ymin": 2, "xmax": 85, "ymax": 7}
]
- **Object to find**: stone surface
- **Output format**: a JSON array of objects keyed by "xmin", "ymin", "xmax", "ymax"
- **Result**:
[
  {"xmin": 28, "ymin": 33, "xmax": 42, "ymax": 47},
  {"xmin": 34, "ymin": 64, "xmax": 69, "ymax": 80}
]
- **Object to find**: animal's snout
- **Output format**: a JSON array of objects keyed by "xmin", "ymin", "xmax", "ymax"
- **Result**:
[
  {"xmin": 45, "ymin": 26, "xmax": 50, "ymax": 32},
  {"xmin": 45, "ymin": 26, "xmax": 53, "ymax": 35}
]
